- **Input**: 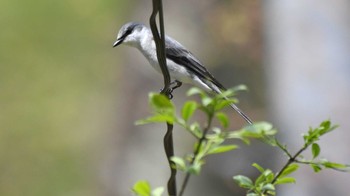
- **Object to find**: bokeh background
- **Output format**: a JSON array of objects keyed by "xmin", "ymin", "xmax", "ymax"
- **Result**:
[{"xmin": 1, "ymin": 0, "xmax": 349, "ymax": 195}]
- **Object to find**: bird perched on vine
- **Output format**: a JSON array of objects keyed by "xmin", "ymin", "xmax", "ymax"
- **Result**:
[{"xmin": 113, "ymin": 22, "xmax": 253, "ymax": 125}]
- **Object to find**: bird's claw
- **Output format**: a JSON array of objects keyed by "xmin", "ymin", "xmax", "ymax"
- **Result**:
[
  {"xmin": 171, "ymin": 80, "xmax": 182, "ymax": 91},
  {"xmin": 159, "ymin": 80, "xmax": 182, "ymax": 99},
  {"xmin": 159, "ymin": 87, "xmax": 174, "ymax": 99}
]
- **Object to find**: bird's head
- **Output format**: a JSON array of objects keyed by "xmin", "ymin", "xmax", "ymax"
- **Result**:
[{"xmin": 113, "ymin": 22, "xmax": 145, "ymax": 48}]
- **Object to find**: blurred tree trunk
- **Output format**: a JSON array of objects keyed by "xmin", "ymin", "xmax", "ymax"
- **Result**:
[{"xmin": 263, "ymin": 0, "xmax": 350, "ymax": 195}]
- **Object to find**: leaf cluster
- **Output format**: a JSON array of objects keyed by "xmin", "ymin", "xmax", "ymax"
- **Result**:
[
  {"xmin": 133, "ymin": 88, "xmax": 349, "ymax": 196},
  {"xmin": 234, "ymin": 163, "xmax": 298, "ymax": 196},
  {"xmin": 137, "ymin": 87, "xmax": 276, "ymax": 176},
  {"xmin": 234, "ymin": 120, "xmax": 349, "ymax": 196}
]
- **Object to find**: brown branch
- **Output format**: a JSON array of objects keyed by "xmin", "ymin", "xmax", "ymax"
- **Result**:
[
  {"xmin": 150, "ymin": 1, "xmax": 177, "ymax": 195},
  {"xmin": 164, "ymin": 123, "xmax": 177, "ymax": 196},
  {"xmin": 150, "ymin": 0, "xmax": 171, "ymax": 92}
]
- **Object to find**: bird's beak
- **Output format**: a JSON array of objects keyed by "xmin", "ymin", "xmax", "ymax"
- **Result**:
[{"xmin": 113, "ymin": 38, "xmax": 123, "ymax": 47}]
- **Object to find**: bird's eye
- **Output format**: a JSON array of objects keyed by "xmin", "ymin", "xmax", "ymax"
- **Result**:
[{"xmin": 126, "ymin": 28, "xmax": 133, "ymax": 35}]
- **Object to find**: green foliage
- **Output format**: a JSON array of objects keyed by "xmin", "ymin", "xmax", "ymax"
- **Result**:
[
  {"xmin": 233, "ymin": 175, "xmax": 254, "ymax": 189},
  {"xmin": 234, "ymin": 162, "xmax": 298, "ymax": 195},
  {"xmin": 311, "ymin": 143, "xmax": 320, "ymax": 159},
  {"xmin": 133, "ymin": 181, "xmax": 151, "ymax": 196},
  {"xmin": 132, "ymin": 181, "xmax": 164, "ymax": 196},
  {"xmin": 279, "ymin": 164, "xmax": 299, "ymax": 178},
  {"xmin": 136, "ymin": 93, "xmax": 175, "ymax": 124},
  {"xmin": 224, "ymin": 121, "xmax": 277, "ymax": 145},
  {"xmin": 306, "ymin": 159, "xmax": 350, "ymax": 173},
  {"xmin": 234, "ymin": 120, "xmax": 349, "ymax": 196},
  {"xmin": 234, "ymin": 164, "xmax": 276, "ymax": 195},
  {"xmin": 303, "ymin": 120, "xmax": 338, "ymax": 146},
  {"xmin": 181, "ymin": 101, "xmax": 198, "ymax": 122},
  {"xmin": 135, "ymin": 87, "xmax": 349, "ymax": 196},
  {"xmin": 137, "ymin": 87, "xmax": 277, "ymax": 177},
  {"xmin": 216, "ymin": 112, "xmax": 230, "ymax": 128},
  {"xmin": 295, "ymin": 121, "xmax": 348, "ymax": 173}
]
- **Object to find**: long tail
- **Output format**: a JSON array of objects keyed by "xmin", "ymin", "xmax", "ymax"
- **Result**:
[
  {"xmin": 210, "ymin": 85, "xmax": 253, "ymax": 125},
  {"xmin": 228, "ymin": 100, "xmax": 253, "ymax": 125}
]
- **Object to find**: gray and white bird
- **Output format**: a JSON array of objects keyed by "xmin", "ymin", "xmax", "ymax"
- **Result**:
[{"xmin": 113, "ymin": 22, "xmax": 252, "ymax": 125}]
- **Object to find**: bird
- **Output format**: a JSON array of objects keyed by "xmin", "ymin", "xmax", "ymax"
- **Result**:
[{"xmin": 113, "ymin": 22, "xmax": 253, "ymax": 125}]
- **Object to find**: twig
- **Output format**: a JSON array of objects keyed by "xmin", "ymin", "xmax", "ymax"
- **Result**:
[
  {"xmin": 294, "ymin": 160, "xmax": 350, "ymax": 172},
  {"xmin": 179, "ymin": 114, "xmax": 214, "ymax": 196},
  {"xmin": 271, "ymin": 145, "xmax": 307, "ymax": 184},
  {"xmin": 275, "ymin": 140, "xmax": 293, "ymax": 159}
]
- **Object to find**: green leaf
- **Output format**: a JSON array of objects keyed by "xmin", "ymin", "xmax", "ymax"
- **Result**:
[
  {"xmin": 212, "ymin": 127, "xmax": 222, "ymax": 134},
  {"xmin": 303, "ymin": 120, "xmax": 338, "ymax": 145},
  {"xmin": 233, "ymin": 175, "xmax": 254, "ymax": 189},
  {"xmin": 149, "ymin": 93, "xmax": 173, "ymax": 110},
  {"xmin": 274, "ymin": 177, "xmax": 296, "ymax": 185},
  {"xmin": 216, "ymin": 112, "xmax": 229, "ymax": 128},
  {"xmin": 232, "ymin": 84, "xmax": 248, "ymax": 92},
  {"xmin": 202, "ymin": 97, "xmax": 213, "ymax": 106},
  {"xmin": 261, "ymin": 183, "xmax": 275, "ymax": 192},
  {"xmin": 135, "ymin": 114, "xmax": 174, "ymax": 125},
  {"xmin": 245, "ymin": 122, "xmax": 277, "ymax": 137},
  {"xmin": 226, "ymin": 122, "xmax": 277, "ymax": 142},
  {"xmin": 151, "ymin": 187, "xmax": 164, "ymax": 196},
  {"xmin": 312, "ymin": 143, "xmax": 321, "ymax": 159},
  {"xmin": 187, "ymin": 87, "xmax": 204, "ymax": 96},
  {"xmin": 320, "ymin": 120, "xmax": 331, "ymax": 131},
  {"xmin": 319, "ymin": 120, "xmax": 338, "ymax": 135},
  {"xmin": 215, "ymin": 99, "xmax": 237, "ymax": 111},
  {"xmin": 263, "ymin": 169, "xmax": 274, "ymax": 182},
  {"xmin": 247, "ymin": 193, "xmax": 259, "ymax": 196},
  {"xmin": 175, "ymin": 118, "xmax": 186, "ymax": 127},
  {"xmin": 208, "ymin": 145, "xmax": 238, "ymax": 155},
  {"xmin": 304, "ymin": 128, "xmax": 320, "ymax": 145},
  {"xmin": 216, "ymin": 89, "xmax": 235, "ymax": 98},
  {"xmin": 136, "ymin": 93, "xmax": 177, "ymax": 125},
  {"xmin": 254, "ymin": 174, "xmax": 266, "ymax": 187},
  {"xmin": 170, "ymin": 156, "xmax": 186, "ymax": 171},
  {"xmin": 251, "ymin": 121, "xmax": 273, "ymax": 132},
  {"xmin": 279, "ymin": 164, "xmax": 299, "ymax": 178},
  {"xmin": 132, "ymin": 180, "xmax": 151, "ymax": 196},
  {"xmin": 217, "ymin": 85, "xmax": 248, "ymax": 99},
  {"xmin": 321, "ymin": 160, "xmax": 350, "ymax": 171},
  {"xmin": 311, "ymin": 163, "xmax": 322, "ymax": 173},
  {"xmin": 252, "ymin": 163, "xmax": 265, "ymax": 173},
  {"xmin": 188, "ymin": 162, "xmax": 202, "ymax": 175},
  {"xmin": 181, "ymin": 101, "xmax": 197, "ymax": 121},
  {"xmin": 225, "ymin": 130, "xmax": 251, "ymax": 144},
  {"xmin": 188, "ymin": 122, "xmax": 203, "ymax": 138}
]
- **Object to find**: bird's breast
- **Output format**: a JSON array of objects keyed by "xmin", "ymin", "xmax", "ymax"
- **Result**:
[{"xmin": 138, "ymin": 39, "xmax": 162, "ymax": 72}]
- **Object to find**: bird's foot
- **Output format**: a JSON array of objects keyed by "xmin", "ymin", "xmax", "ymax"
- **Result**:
[
  {"xmin": 159, "ymin": 80, "xmax": 183, "ymax": 99},
  {"xmin": 170, "ymin": 80, "xmax": 182, "ymax": 91}
]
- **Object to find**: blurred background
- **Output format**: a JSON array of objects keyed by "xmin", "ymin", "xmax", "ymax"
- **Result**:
[{"xmin": 1, "ymin": 0, "xmax": 349, "ymax": 195}]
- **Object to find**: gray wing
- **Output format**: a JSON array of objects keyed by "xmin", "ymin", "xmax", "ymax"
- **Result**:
[
  {"xmin": 165, "ymin": 37, "xmax": 253, "ymax": 125},
  {"xmin": 165, "ymin": 36, "xmax": 226, "ymax": 90}
]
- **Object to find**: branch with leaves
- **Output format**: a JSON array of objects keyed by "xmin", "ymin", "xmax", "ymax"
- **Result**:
[
  {"xmin": 132, "ymin": 87, "xmax": 349, "ymax": 196},
  {"xmin": 234, "ymin": 120, "xmax": 349, "ymax": 196}
]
